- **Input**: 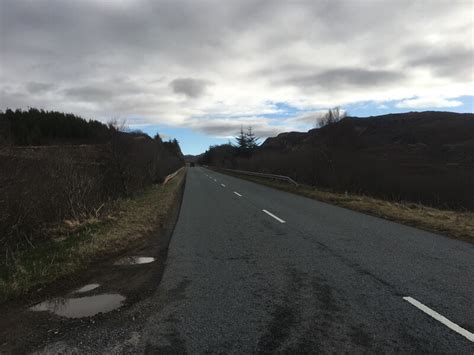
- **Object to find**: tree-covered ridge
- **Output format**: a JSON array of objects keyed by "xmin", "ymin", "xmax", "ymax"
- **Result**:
[
  {"xmin": 0, "ymin": 108, "xmax": 185, "ymax": 157},
  {"xmin": 0, "ymin": 108, "xmax": 112, "ymax": 145}
]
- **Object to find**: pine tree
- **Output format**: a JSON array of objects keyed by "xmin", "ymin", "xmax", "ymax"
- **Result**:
[
  {"xmin": 246, "ymin": 126, "xmax": 259, "ymax": 149},
  {"xmin": 233, "ymin": 125, "xmax": 259, "ymax": 156},
  {"xmin": 234, "ymin": 126, "xmax": 248, "ymax": 151}
]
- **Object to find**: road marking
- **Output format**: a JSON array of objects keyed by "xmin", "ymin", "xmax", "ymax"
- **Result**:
[
  {"xmin": 403, "ymin": 297, "xmax": 474, "ymax": 342},
  {"xmin": 262, "ymin": 209, "xmax": 286, "ymax": 223},
  {"xmin": 233, "ymin": 191, "xmax": 242, "ymax": 197},
  {"xmin": 221, "ymin": 183, "xmax": 226, "ymax": 187}
]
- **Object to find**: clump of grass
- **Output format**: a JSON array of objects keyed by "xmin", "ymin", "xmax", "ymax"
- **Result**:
[
  {"xmin": 220, "ymin": 171, "xmax": 474, "ymax": 244},
  {"xmin": 0, "ymin": 170, "xmax": 186, "ymax": 303}
]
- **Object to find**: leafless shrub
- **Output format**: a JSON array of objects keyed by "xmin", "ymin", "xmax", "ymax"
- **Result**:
[{"xmin": 0, "ymin": 138, "xmax": 183, "ymax": 263}]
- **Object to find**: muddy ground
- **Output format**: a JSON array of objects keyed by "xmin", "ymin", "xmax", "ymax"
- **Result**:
[{"xmin": 0, "ymin": 180, "xmax": 185, "ymax": 354}]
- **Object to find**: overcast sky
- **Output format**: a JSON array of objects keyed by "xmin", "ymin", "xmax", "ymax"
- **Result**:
[{"xmin": 1, "ymin": 0, "xmax": 473, "ymax": 153}]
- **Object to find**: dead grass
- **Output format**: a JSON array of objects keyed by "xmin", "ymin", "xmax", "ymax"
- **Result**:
[
  {"xmin": 0, "ymin": 169, "xmax": 186, "ymax": 303},
  {"xmin": 218, "ymin": 170, "xmax": 474, "ymax": 244}
]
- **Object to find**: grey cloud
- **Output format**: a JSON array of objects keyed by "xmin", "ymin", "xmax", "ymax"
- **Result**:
[
  {"xmin": 189, "ymin": 118, "xmax": 284, "ymax": 138},
  {"xmin": 63, "ymin": 78, "xmax": 143, "ymax": 102},
  {"xmin": 169, "ymin": 78, "xmax": 212, "ymax": 99},
  {"xmin": 193, "ymin": 122, "xmax": 240, "ymax": 136},
  {"xmin": 0, "ymin": 0, "xmax": 471, "ymax": 135},
  {"xmin": 284, "ymin": 68, "xmax": 405, "ymax": 90},
  {"xmin": 0, "ymin": 88, "xmax": 29, "ymax": 109},
  {"xmin": 64, "ymin": 87, "xmax": 116, "ymax": 102},
  {"xmin": 25, "ymin": 82, "xmax": 56, "ymax": 94},
  {"xmin": 253, "ymin": 63, "xmax": 317, "ymax": 79},
  {"xmin": 406, "ymin": 45, "xmax": 473, "ymax": 80},
  {"xmin": 289, "ymin": 111, "xmax": 327, "ymax": 125}
]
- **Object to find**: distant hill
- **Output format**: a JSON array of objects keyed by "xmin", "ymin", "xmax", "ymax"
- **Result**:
[
  {"xmin": 262, "ymin": 111, "xmax": 474, "ymax": 151},
  {"xmin": 184, "ymin": 154, "xmax": 203, "ymax": 163},
  {"xmin": 202, "ymin": 111, "xmax": 474, "ymax": 209}
]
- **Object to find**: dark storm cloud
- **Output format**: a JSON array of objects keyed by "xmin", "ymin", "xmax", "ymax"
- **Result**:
[{"xmin": 169, "ymin": 78, "xmax": 213, "ymax": 99}]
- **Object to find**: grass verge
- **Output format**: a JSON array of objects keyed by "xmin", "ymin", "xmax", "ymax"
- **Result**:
[
  {"xmin": 216, "ymin": 169, "xmax": 474, "ymax": 244},
  {"xmin": 0, "ymin": 169, "xmax": 186, "ymax": 303}
]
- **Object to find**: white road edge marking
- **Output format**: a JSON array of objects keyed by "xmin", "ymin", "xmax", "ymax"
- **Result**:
[
  {"xmin": 221, "ymin": 184, "xmax": 226, "ymax": 187},
  {"xmin": 262, "ymin": 209, "xmax": 286, "ymax": 223},
  {"xmin": 403, "ymin": 296, "xmax": 474, "ymax": 342},
  {"xmin": 233, "ymin": 191, "xmax": 242, "ymax": 197}
]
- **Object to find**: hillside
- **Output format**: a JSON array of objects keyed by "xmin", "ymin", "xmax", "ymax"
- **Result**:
[
  {"xmin": 262, "ymin": 111, "xmax": 474, "ymax": 151},
  {"xmin": 202, "ymin": 111, "xmax": 474, "ymax": 210}
]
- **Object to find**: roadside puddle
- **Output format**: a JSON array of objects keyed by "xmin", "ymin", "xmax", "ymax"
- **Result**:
[
  {"xmin": 74, "ymin": 283, "xmax": 100, "ymax": 293},
  {"xmin": 29, "ymin": 294, "xmax": 125, "ymax": 318},
  {"xmin": 114, "ymin": 256, "xmax": 155, "ymax": 265}
]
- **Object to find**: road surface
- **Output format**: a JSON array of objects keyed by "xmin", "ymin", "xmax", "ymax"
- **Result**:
[{"xmin": 41, "ymin": 167, "xmax": 474, "ymax": 353}]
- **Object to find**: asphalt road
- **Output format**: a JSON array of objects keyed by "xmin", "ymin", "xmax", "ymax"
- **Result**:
[
  {"xmin": 139, "ymin": 167, "xmax": 473, "ymax": 353},
  {"xmin": 39, "ymin": 166, "xmax": 473, "ymax": 353}
]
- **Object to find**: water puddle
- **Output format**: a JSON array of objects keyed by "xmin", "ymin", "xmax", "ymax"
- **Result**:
[
  {"xmin": 30, "ymin": 294, "xmax": 125, "ymax": 318},
  {"xmin": 74, "ymin": 283, "xmax": 100, "ymax": 293},
  {"xmin": 114, "ymin": 256, "xmax": 155, "ymax": 265}
]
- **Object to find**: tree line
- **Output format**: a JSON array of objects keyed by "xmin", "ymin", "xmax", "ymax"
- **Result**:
[
  {"xmin": 199, "ymin": 126, "xmax": 260, "ymax": 165},
  {"xmin": 0, "ymin": 108, "xmax": 184, "ymax": 260},
  {"xmin": 0, "ymin": 108, "xmax": 113, "ymax": 145}
]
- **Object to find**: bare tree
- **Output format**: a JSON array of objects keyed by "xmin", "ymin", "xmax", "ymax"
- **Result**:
[
  {"xmin": 318, "ymin": 107, "xmax": 346, "ymax": 127},
  {"xmin": 107, "ymin": 118, "xmax": 128, "ymax": 132}
]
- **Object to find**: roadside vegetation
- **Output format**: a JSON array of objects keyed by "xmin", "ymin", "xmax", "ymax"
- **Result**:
[
  {"xmin": 0, "ymin": 169, "xmax": 186, "ymax": 302},
  {"xmin": 0, "ymin": 108, "xmax": 186, "ymax": 302},
  {"xmin": 1, "ymin": 109, "xmax": 183, "ymax": 258},
  {"xmin": 218, "ymin": 170, "xmax": 474, "ymax": 244},
  {"xmin": 199, "ymin": 110, "xmax": 474, "ymax": 211}
]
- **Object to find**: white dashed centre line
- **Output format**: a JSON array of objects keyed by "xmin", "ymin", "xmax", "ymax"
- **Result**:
[
  {"xmin": 221, "ymin": 184, "xmax": 226, "ymax": 187},
  {"xmin": 403, "ymin": 297, "xmax": 474, "ymax": 342},
  {"xmin": 262, "ymin": 209, "xmax": 286, "ymax": 223},
  {"xmin": 233, "ymin": 192, "xmax": 242, "ymax": 197}
]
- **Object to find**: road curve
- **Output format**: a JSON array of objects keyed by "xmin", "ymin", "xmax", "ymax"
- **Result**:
[{"xmin": 38, "ymin": 166, "xmax": 474, "ymax": 353}]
